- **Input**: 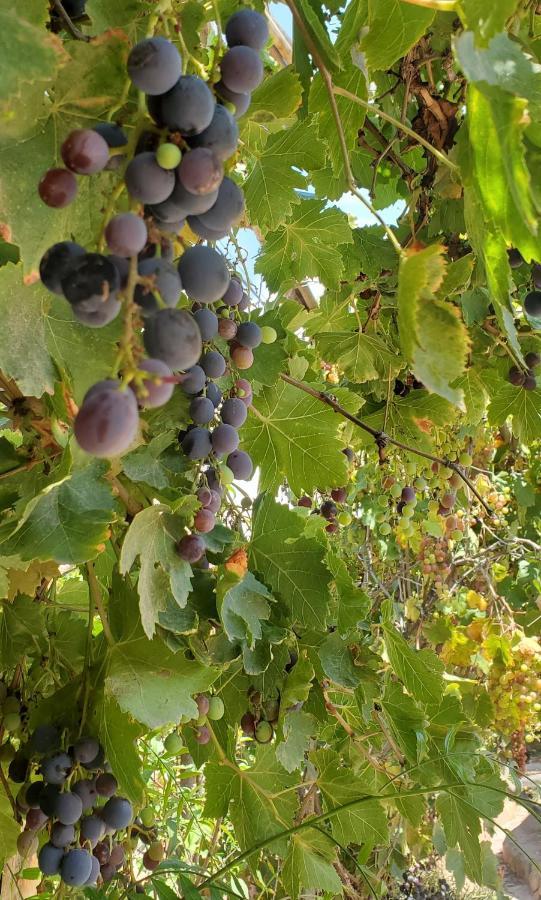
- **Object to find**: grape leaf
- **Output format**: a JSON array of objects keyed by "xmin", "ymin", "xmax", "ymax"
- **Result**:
[
  {"xmin": 282, "ymin": 829, "xmax": 342, "ymax": 898},
  {"xmin": 457, "ymin": 0, "xmax": 520, "ymax": 43},
  {"xmin": 93, "ymin": 695, "xmax": 145, "ymax": 805},
  {"xmin": 342, "ymin": 226, "xmax": 399, "ymax": 281},
  {"xmin": 217, "ymin": 570, "xmax": 273, "ymax": 649},
  {"xmin": 276, "ymin": 709, "xmax": 315, "ymax": 773},
  {"xmin": 315, "ymin": 329, "xmax": 402, "ymax": 384},
  {"xmin": 250, "ymin": 494, "xmax": 332, "ymax": 631},
  {"xmin": 0, "ymin": 790, "xmax": 19, "ymax": 870},
  {"xmin": 244, "ymin": 118, "xmax": 326, "ymax": 230},
  {"xmin": 488, "ymin": 383, "xmax": 541, "ymax": 444},
  {"xmin": 0, "ymin": 595, "xmax": 46, "ymax": 669},
  {"xmin": 242, "ymin": 379, "xmax": 349, "ymax": 496},
  {"xmin": 105, "ymin": 637, "xmax": 217, "ymax": 728},
  {"xmin": 455, "ymin": 31, "xmax": 541, "ymax": 104},
  {"xmin": 120, "ymin": 505, "xmax": 194, "ymax": 639},
  {"xmin": 3, "ymin": 460, "xmax": 116, "ymax": 565},
  {"xmin": 256, "ymin": 199, "xmax": 353, "ymax": 292},
  {"xmin": 381, "ymin": 682, "xmax": 427, "ymax": 764},
  {"xmin": 0, "ymin": 265, "xmax": 55, "ymax": 397},
  {"xmin": 319, "ymin": 633, "xmax": 361, "ymax": 689},
  {"xmin": 242, "ymin": 67, "xmax": 303, "ymax": 154},
  {"xmin": 361, "ymin": 0, "xmax": 434, "ymax": 71},
  {"xmin": 383, "ymin": 624, "xmax": 445, "ymax": 707}
]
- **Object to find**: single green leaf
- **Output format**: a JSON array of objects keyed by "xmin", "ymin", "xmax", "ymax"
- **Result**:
[
  {"xmin": 218, "ymin": 571, "xmax": 273, "ymax": 649},
  {"xmin": 318, "ymin": 633, "xmax": 361, "ymax": 689},
  {"xmin": 291, "ymin": 0, "xmax": 342, "ymax": 74},
  {"xmin": 243, "ymin": 379, "xmax": 348, "ymax": 496},
  {"xmin": 315, "ymin": 329, "xmax": 402, "ymax": 384},
  {"xmin": 381, "ymin": 682, "xmax": 427, "ymax": 764},
  {"xmin": 94, "ymin": 695, "xmax": 145, "ymax": 805},
  {"xmin": 488, "ymin": 383, "xmax": 541, "ymax": 443},
  {"xmin": 0, "ymin": 265, "xmax": 55, "ymax": 397},
  {"xmin": 383, "ymin": 624, "xmax": 445, "ymax": 707},
  {"xmin": 361, "ymin": 0, "xmax": 434, "ymax": 71},
  {"xmin": 250, "ymin": 494, "xmax": 332, "ymax": 631},
  {"xmin": 0, "ymin": 595, "xmax": 46, "ymax": 668},
  {"xmin": 276, "ymin": 709, "xmax": 315, "ymax": 773},
  {"xmin": 0, "ymin": 790, "xmax": 19, "ymax": 870},
  {"xmin": 455, "ymin": 31, "xmax": 541, "ymax": 105},
  {"xmin": 242, "ymin": 67, "xmax": 303, "ymax": 154},
  {"xmin": 282, "ymin": 828, "xmax": 342, "ymax": 898}
]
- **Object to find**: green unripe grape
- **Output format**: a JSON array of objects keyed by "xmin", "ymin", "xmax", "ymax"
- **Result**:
[
  {"xmin": 0, "ymin": 741, "xmax": 14, "ymax": 762},
  {"xmin": 157, "ymin": 142, "xmax": 182, "ymax": 170},
  {"xmin": 376, "ymin": 511, "xmax": 387, "ymax": 523},
  {"xmin": 140, "ymin": 806, "xmax": 156, "ymax": 828},
  {"xmin": 401, "ymin": 504, "xmax": 415, "ymax": 518},
  {"xmin": 164, "ymin": 731, "xmax": 183, "ymax": 754},
  {"xmin": 413, "ymin": 477, "xmax": 426, "ymax": 491},
  {"xmin": 377, "ymin": 495, "xmax": 388, "ymax": 508},
  {"xmin": 379, "ymin": 522, "xmax": 391, "ymax": 536},
  {"xmin": 260, "ymin": 326, "xmax": 277, "ymax": 344},
  {"xmin": 406, "ymin": 461, "xmax": 417, "ymax": 475},
  {"xmin": 428, "ymin": 499, "xmax": 439, "ymax": 514},
  {"xmin": 390, "ymin": 483, "xmax": 402, "ymax": 499},
  {"xmin": 2, "ymin": 696, "xmax": 19, "ymax": 715},
  {"xmin": 197, "ymin": 712, "xmax": 207, "ymax": 726},
  {"xmin": 337, "ymin": 511, "xmax": 352, "ymax": 526},
  {"xmin": 401, "ymin": 521, "xmax": 414, "ymax": 536},
  {"xmin": 220, "ymin": 465, "xmax": 235, "ymax": 485},
  {"xmin": 207, "ymin": 696, "xmax": 225, "ymax": 720},
  {"xmin": 124, "ymin": 835, "xmax": 139, "ymax": 851},
  {"xmin": 148, "ymin": 841, "xmax": 166, "ymax": 862},
  {"xmin": 459, "ymin": 452, "xmax": 472, "ymax": 466},
  {"xmin": 451, "ymin": 529, "xmax": 463, "ymax": 541},
  {"xmin": 2, "ymin": 712, "xmax": 20, "ymax": 733},
  {"xmin": 241, "ymin": 497, "xmax": 252, "ymax": 510},
  {"xmin": 254, "ymin": 720, "xmax": 273, "ymax": 744}
]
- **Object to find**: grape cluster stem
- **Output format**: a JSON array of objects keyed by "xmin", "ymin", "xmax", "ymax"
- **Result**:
[
  {"xmin": 51, "ymin": 0, "xmax": 91, "ymax": 42},
  {"xmin": 280, "ymin": 372, "xmax": 494, "ymax": 517}
]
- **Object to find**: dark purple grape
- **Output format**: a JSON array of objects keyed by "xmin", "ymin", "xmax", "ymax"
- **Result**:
[
  {"xmin": 60, "ymin": 253, "xmax": 119, "ymax": 308},
  {"xmin": 236, "ymin": 321, "xmax": 262, "ymax": 349},
  {"xmin": 508, "ymin": 366, "xmax": 525, "ymax": 386},
  {"xmin": 508, "ymin": 248, "xmax": 524, "ymax": 269},
  {"xmin": 42, "ymin": 752, "xmax": 72, "ymax": 786},
  {"xmin": 73, "ymin": 295, "xmax": 121, "ymax": 328},
  {"xmin": 135, "ymin": 257, "xmax": 182, "ymax": 314},
  {"xmin": 105, "ymin": 213, "xmax": 147, "ymax": 257},
  {"xmin": 26, "ymin": 807, "xmax": 48, "ymax": 830},
  {"xmin": 158, "ymin": 178, "xmax": 219, "ymax": 219},
  {"xmin": 85, "ymin": 854, "xmax": 100, "ymax": 886},
  {"xmin": 93, "ymin": 841, "xmax": 110, "ymax": 865},
  {"xmin": 39, "ymin": 784, "xmax": 61, "ymax": 815},
  {"xmin": 52, "ymin": 791, "xmax": 83, "ymax": 825},
  {"xmin": 199, "ymin": 177, "xmax": 245, "ymax": 232},
  {"xmin": 72, "ymin": 779, "xmax": 98, "ymax": 811},
  {"xmin": 81, "ymin": 745, "xmax": 105, "ymax": 771},
  {"xmin": 61, "ymin": 848, "xmax": 93, "ymax": 886},
  {"xmin": 178, "ymin": 147, "xmax": 223, "ymax": 196},
  {"xmin": 195, "ymin": 725, "xmax": 211, "ymax": 744},
  {"xmin": 525, "ymin": 351, "xmax": 541, "ymax": 368},
  {"xmin": 93, "ymin": 122, "xmax": 127, "ymax": 148},
  {"xmin": 61, "ymin": 129, "xmax": 109, "ymax": 175},
  {"xmin": 190, "ymin": 397, "xmax": 215, "ymax": 424},
  {"xmin": 216, "ymin": 80, "xmax": 251, "ymax": 118},
  {"xmin": 219, "ymin": 318, "xmax": 237, "ymax": 340},
  {"xmin": 201, "ymin": 350, "xmax": 226, "ymax": 379},
  {"xmin": 177, "ymin": 245, "xmax": 230, "ymax": 303},
  {"xmin": 62, "ymin": 0, "xmax": 86, "ymax": 16},
  {"xmin": 194, "ymin": 508, "xmax": 215, "ymax": 533},
  {"xmin": 127, "ymin": 37, "xmax": 182, "ymax": 95},
  {"xmin": 39, "ymin": 842, "xmax": 64, "ymax": 875},
  {"xmin": 194, "ymin": 307, "xmax": 219, "ymax": 341},
  {"xmin": 343, "ymin": 447, "xmax": 354, "ymax": 463},
  {"xmin": 74, "ymin": 382, "xmax": 139, "ymax": 457},
  {"xmin": 25, "ymin": 781, "xmax": 45, "ymax": 808},
  {"xmin": 401, "ymin": 486, "xmax": 416, "ymax": 503},
  {"xmin": 110, "ymin": 843, "xmax": 125, "ymax": 867},
  {"xmin": 211, "ymin": 423, "xmax": 239, "ymax": 454},
  {"xmin": 206, "ymin": 489, "xmax": 222, "ymax": 513},
  {"xmin": 187, "ymin": 216, "xmax": 229, "ymax": 241},
  {"xmin": 51, "ymin": 822, "xmax": 75, "ymax": 849},
  {"xmin": 241, "ymin": 711, "xmax": 256, "ymax": 736},
  {"xmin": 226, "ymin": 450, "xmax": 253, "ymax": 480},
  {"xmin": 101, "ymin": 796, "xmax": 132, "ymax": 830},
  {"xmin": 320, "ymin": 500, "xmax": 337, "ymax": 520},
  {"xmin": 197, "ymin": 487, "xmax": 212, "ymax": 507},
  {"xmin": 226, "ymin": 8, "xmax": 269, "ymax": 49},
  {"xmin": 189, "ymin": 104, "xmax": 239, "ymax": 161},
  {"xmin": 30, "ymin": 724, "xmax": 60, "ymax": 755},
  {"xmin": 524, "ymin": 373, "xmax": 537, "ymax": 390},
  {"xmin": 220, "ymin": 46, "xmax": 263, "ymax": 93},
  {"xmin": 182, "ymin": 365, "xmax": 206, "ymax": 395},
  {"xmin": 221, "ymin": 397, "xmax": 247, "ymax": 427},
  {"xmin": 238, "ymin": 291, "xmax": 250, "ymax": 312},
  {"xmin": 160, "ymin": 75, "xmax": 215, "ymax": 136},
  {"xmin": 136, "ymin": 358, "xmax": 174, "ymax": 408},
  {"xmin": 178, "ymin": 534, "xmax": 205, "ymax": 563},
  {"xmin": 298, "ymin": 496, "xmax": 312, "ymax": 508},
  {"xmin": 331, "ymin": 487, "xmax": 347, "ymax": 503},
  {"xmin": 206, "ymin": 382, "xmax": 222, "ymax": 407},
  {"xmin": 125, "ymin": 152, "xmax": 175, "ymax": 204},
  {"xmin": 221, "ymin": 276, "xmax": 243, "ymax": 307},
  {"xmin": 182, "ymin": 428, "xmax": 212, "ymax": 460},
  {"xmin": 533, "ymin": 263, "xmax": 541, "ymax": 290},
  {"xmin": 109, "ymin": 254, "xmax": 130, "ymax": 288},
  {"xmin": 143, "ymin": 308, "xmax": 202, "ymax": 371},
  {"xmin": 74, "ymin": 738, "xmax": 100, "ymax": 765},
  {"xmin": 38, "ymin": 168, "xmax": 78, "ymax": 208},
  {"xmin": 40, "ymin": 243, "xmax": 85, "ymax": 295},
  {"xmin": 80, "ymin": 814, "xmax": 106, "ymax": 847},
  {"xmin": 524, "ymin": 291, "xmax": 541, "ymax": 317}
]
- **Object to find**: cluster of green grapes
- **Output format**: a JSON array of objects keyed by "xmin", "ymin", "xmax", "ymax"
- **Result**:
[
  {"xmin": 163, "ymin": 692, "xmax": 225, "ymax": 750},
  {"xmin": 240, "ymin": 688, "xmax": 282, "ymax": 744},
  {"xmin": 489, "ymin": 640, "xmax": 541, "ymax": 759}
]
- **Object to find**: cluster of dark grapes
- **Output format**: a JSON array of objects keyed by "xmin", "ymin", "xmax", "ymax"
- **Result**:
[
  {"xmin": 297, "ymin": 483, "xmax": 353, "ymax": 533},
  {"xmin": 164, "ymin": 692, "xmax": 225, "ymax": 748},
  {"xmin": 240, "ymin": 688, "xmax": 281, "ymax": 745},
  {"xmin": 4, "ymin": 718, "xmax": 133, "ymax": 887},
  {"xmin": 37, "ymin": 10, "xmax": 272, "ymax": 467},
  {"xmin": 388, "ymin": 864, "xmax": 453, "ymax": 899},
  {"xmin": 508, "ymin": 351, "xmax": 540, "ymax": 391}
]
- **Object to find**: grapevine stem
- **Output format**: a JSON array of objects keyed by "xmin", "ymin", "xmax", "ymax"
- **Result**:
[
  {"xmin": 279, "ymin": 372, "xmax": 494, "ymax": 516},
  {"xmin": 401, "ymin": 0, "xmax": 457, "ymax": 9},
  {"xmin": 51, "ymin": 0, "xmax": 91, "ymax": 41},
  {"xmin": 86, "ymin": 561, "xmax": 114, "ymax": 646},
  {"xmin": 333, "ymin": 86, "xmax": 459, "ymax": 173}
]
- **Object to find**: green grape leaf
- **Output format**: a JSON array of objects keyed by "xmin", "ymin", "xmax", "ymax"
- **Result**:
[
  {"xmin": 0, "ymin": 790, "xmax": 19, "ymax": 870},
  {"xmin": 381, "ymin": 682, "xmax": 427, "ymax": 764},
  {"xmin": 398, "ymin": 245, "xmax": 469, "ymax": 408},
  {"xmin": 318, "ymin": 633, "xmax": 361, "ymax": 689},
  {"xmin": 105, "ymin": 637, "xmax": 216, "ymax": 728},
  {"xmin": 244, "ymin": 118, "xmax": 326, "ymax": 230},
  {"xmin": 250, "ymin": 494, "xmax": 331, "ymax": 631},
  {"xmin": 342, "ymin": 227, "xmax": 398, "ymax": 281},
  {"xmin": 311, "ymin": 749, "xmax": 389, "ymax": 846},
  {"xmin": 436, "ymin": 791, "xmax": 483, "ymax": 883},
  {"xmin": 0, "ymin": 265, "xmax": 55, "ymax": 397},
  {"xmin": 383, "ymin": 624, "xmax": 445, "ymax": 707},
  {"xmin": 291, "ymin": 0, "xmax": 342, "ymax": 74},
  {"xmin": 242, "ymin": 67, "xmax": 303, "ymax": 153},
  {"xmin": 120, "ymin": 505, "xmax": 194, "ymax": 639},
  {"xmin": 3, "ymin": 461, "xmax": 116, "ymax": 565},
  {"xmin": 315, "ymin": 329, "xmax": 402, "ymax": 384},
  {"xmin": 122, "ymin": 432, "xmax": 187, "ymax": 490},
  {"xmin": 455, "ymin": 32, "xmax": 541, "ymax": 105},
  {"xmin": 256, "ymin": 199, "xmax": 353, "ymax": 292},
  {"xmin": 361, "ymin": 0, "xmax": 434, "ymax": 71},
  {"xmin": 282, "ymin": 829, "xmax": 342, "ymax": 898},
  {"xmin": 457, "ymin": 0, "xmax": 520, "ymax": 43},
  {"xmin": 93, "ymin": 695, "xmax": 145, "ymax": 805},
  {"xmin": 280, "ymin": 657, "xmax": 315, "ymax": 711},
  {"xmin": 243, "ymin": 379, "xmax": 349, "ymax": 496},
  {"xmin": 326, "ymin": 551, "xmax": 370, "ymax": 634},
  {"xmin": 488, "ymin": 384, "xmax": 541, "ymax": 444},
  {"xmin": 0, "ymin": 595, "xmax": 46, "ymax": 669},
  {"xmin": 217, "ymin": 571, "xmax": 273, "ymax": 649},
  {"xmin": 276, "ymin": 709, "xmax": 315, "ymax": 773}
]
